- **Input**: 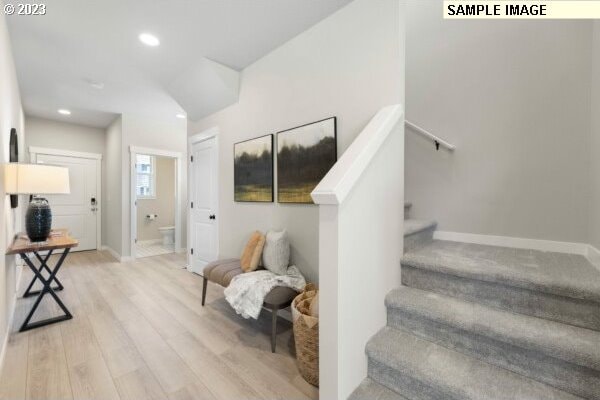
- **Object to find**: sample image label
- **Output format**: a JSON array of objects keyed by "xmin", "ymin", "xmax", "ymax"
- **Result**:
[{"xmin": 444, "ymin": 1, "xmax": 600, "ymax": 19}]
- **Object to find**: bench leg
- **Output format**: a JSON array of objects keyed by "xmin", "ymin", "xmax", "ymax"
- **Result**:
[
  {"xmin": 202, "ymin": 277, "xmax": 207, "ymax": 306},
  {"xmin": 271, "ymin": 306, "xmax": 279, "ymax": 353}
]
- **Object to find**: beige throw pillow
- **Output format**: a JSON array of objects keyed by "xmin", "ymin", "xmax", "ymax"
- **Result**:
[
  {"xmin": 240, "ymin": 231, "xmax": 265, "ymax": 272},
  {"xmin": 262, "ymin": 230, "xmax": 290, "ymax": 275}
]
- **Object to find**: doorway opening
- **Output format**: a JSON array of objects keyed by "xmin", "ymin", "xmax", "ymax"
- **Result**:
[
  {"xmin": 130, "ymin": 147, "xmax": 183, "ymax": 259},
  {"xmin": 29, "ymin": 146, "xmax": 102, "ymax": 252},
  {"xmin": 188, "ymin": 128, "xmax": 219, "ymax": 274}
]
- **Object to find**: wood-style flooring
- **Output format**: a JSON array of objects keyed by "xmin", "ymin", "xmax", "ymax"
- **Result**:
[{"xmin": 0, "ymin": 250, "xmax": 317, "ymax": 400}]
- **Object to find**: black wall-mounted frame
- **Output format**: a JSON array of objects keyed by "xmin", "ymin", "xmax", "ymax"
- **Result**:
[
  {"xmin": 9, "ymin": 128, "xmax": 18, "ymax": 208},
  {"xmin": 276, "ymin": 117, "xmax": 337, "ymax": 204},
  {"xmin": 233, "ymin": 134, "xmax": 274, "ymax": 202}
]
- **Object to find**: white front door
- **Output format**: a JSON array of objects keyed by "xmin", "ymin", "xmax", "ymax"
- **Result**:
[
  {"xmin": 35, "ymin": 154, "xmax": 99, "ymax": 251},
  {"xmin": 189, "ymin": 137, "xmax": 218, "ymax": 274}
]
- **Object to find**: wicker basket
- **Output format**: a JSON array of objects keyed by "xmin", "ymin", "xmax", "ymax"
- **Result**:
[{"xmin": 292, "ymin": 283, "xmax": 319, "ymax": 387}]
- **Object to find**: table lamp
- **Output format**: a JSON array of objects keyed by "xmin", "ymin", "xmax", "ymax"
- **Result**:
[{"xmin": 4, "ymin": 163, "xmax": 70, "ymax": 242}]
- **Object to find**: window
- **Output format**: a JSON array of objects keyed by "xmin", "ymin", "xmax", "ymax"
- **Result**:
[{"xmin": 136, "ymin": 154, "xmax": 156, "ymax": 198}]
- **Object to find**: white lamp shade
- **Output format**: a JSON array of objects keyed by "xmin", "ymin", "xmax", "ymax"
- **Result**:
[{"xmin": 4, "ymin": 163, "xmax": 70, "ymax": 194}]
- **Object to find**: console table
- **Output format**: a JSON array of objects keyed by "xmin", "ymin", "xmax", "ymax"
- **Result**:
[{"xmin": 6, "ymin": 229, "xmax": 78, "ymax": 332}]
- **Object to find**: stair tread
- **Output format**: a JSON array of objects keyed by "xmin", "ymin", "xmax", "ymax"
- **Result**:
[
  {"xmin": 402, "ymin": 240, "xmax": 600, "ymax": 303},
  {"xmin": 349, "ymin": 378, "xmax": 410, "ymax": 400},
  {"xmin": 386, "ymin": 286, "xmax": 600, "ymax": 370},
  {"xmin": 403, "ymin": 219, "xmax": 436, "ymax": 237},
  {"xmin": 367, "ymin": 327, "xmax": 582, "ymax": 400}
]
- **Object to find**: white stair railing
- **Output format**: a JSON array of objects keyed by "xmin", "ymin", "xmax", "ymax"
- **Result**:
[
  {"xmin": 312, "ymin": 104, "xmax": 405, "ymax": 400},
  {"xmin": 405, "ymin": 120, "xmax": 455, "ymax": 151}
]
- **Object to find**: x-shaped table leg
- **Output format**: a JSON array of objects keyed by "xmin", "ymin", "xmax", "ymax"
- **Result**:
[
  {"xmin": 19, "ymin": 249, "xmax": 73, "ymax": 332},
  {"xmin": 22, "ymin": 250, "xmax": 64, "ymax": 297}
]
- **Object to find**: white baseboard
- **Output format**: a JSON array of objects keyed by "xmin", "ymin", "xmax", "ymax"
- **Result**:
[
  {"xmin": 15, "ymin": 264, "xmax": 22, "ymax": 293},
  {"xmin": 0, "ymin": 324, "xmax": 9, "ymax": 377},
  {"xmin": 101, "ymin": 245, "xmax": 120, "ymax": 261},
  {"xmin": 264, "ymin": 307, "xmax": 293, "ymax": 322},
  {"xmin": 433, "ymin": 231, "xmax": 589, "ymax": 255},
  {"xmin": 0, "ymin": 290, "xmax": 19, "ymax": 376},
  {"xmin": 278, "ymin": 308, "xmax": 293, "ymax": 322},
  {"xmin": 100, "ymin": 245, "xmax": 132, "ymax": 262},
  {"xmin": 1, "ymin": 252, "xmax": 23, "ymax": 370},
  {"xmin": 587, "ymin": 245, "xmax": 600, "ymax": 271}
]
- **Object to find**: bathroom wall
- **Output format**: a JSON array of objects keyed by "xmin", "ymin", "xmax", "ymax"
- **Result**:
[
  {"xmin": 121, "ymin": 113, "xmax": 187, "ymax": 256},
  {"xmin": 136, "ymin": 155, "xmax": 176, "ymax": 241}
]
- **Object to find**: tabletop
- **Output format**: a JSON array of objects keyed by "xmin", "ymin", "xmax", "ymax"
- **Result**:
[{"xmin": 6, "ymin": 229, "xmax": 79, "ymax": 255}]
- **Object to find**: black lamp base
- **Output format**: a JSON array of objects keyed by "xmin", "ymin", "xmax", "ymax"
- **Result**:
[{"xmin": 25, "ymin": 197, "xmax": 52, "ymax": 242}]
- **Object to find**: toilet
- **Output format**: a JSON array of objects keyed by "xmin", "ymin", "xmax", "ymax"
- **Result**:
[{"xmin": 158, "ymin": 226, "xmax": 175, "ymax": 246}]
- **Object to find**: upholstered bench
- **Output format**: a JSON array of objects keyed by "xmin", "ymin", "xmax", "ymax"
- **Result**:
[{"xmin": 201, "ymin": 258, "xmax": 298, "ymax": 353}]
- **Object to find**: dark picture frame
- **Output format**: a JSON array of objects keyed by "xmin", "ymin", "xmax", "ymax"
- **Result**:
[
  {"xmin": 234, "ymin": 134, "xmax": 274, "ymax": 202},
  {"xmin": 9, "ymin": 128, "xmax": 18, "ymax": 208},
  {"xmin": 277, "ymin": 117, "xmax": 337, "ymax": 204}
]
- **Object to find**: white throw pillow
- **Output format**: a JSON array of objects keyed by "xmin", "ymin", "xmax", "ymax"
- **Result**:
[{"xmin": 262, "ymin": 230, "xmax": 290, "ymax": 275}]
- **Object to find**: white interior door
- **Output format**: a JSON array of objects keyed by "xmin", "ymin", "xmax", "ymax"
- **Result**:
[
  {"xmin": 36, "ymin": 154, "xmax": 98, "ymax": 251},
  {"xmin": 189, "ymin": 137, "xmax": 218, "ymax": 274}
]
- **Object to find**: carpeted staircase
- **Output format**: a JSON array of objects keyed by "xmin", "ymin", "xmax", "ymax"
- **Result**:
[
  {"xmin": 403, "ymin": 202, "xmax": 436, "ymax": 254},
  {"xmin": 350, "ymin": 205, "xmax": 600, "ymax": 400}
]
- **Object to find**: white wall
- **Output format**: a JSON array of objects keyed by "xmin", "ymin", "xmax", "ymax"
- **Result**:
[
  {"xmin": 23, "ymin": 114, "xmax": 186, "ymax": 257},
  {"xmin": 315, "ymin": 105, "xmax": 405, "ymax": 400},
  {"xmin": 25, "ymin": 116, "xmax": 105, "ymax": 156},
  {"xmin": 336, "ymin": 123, "xmax": 403, "ymax": 399},
  {"xmin": 23, "ymin": 114, "xmax": 186, "ymax": 259},
  {"xmin": 102, "ymin": 113, "xmax": 187, "ymax": 259},
  {"xmin": 25, "ymin": 117, "xmax": 108, "ymax": 249},
  {"xmin": 0, "ymin": 10, "xmax": 24, "ymax": 359},
  {"xmin": 104, "ymin": 116, "xmax": 123, "ymax": 255},
  {"xmin": 591, "ymin": 21, "xmax": 600, "ymax": 252},
  {"xmin": 121, "ymin": 114, "xmax": 187, "ymax": 257},
  {"xmin": 406, "ymin": 1, "xmax": 592, "ymax": 244},
  {"xmin": 188, "ymin": 0, "xmax": 402, "ymax": 283}
]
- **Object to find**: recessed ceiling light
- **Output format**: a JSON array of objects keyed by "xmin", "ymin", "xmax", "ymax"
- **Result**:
[
  {"xmin": 176, "ymin": 114, "xmax": 186, "ymax": 119},
  {"xmin": 139, "ymin": 33, "xmax": 160, "ymax": 47},
  {"xmin": 58, "ymin": 109, "xmax": 71, "ymax": 115}
]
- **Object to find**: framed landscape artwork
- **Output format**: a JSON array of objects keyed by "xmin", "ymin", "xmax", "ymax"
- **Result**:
[
  {"xmin": 277, "ymin": 117, "xmax": 337, "ymax": 204},
  {"xmin": 234, "ymin": 134, "xmax": 274, "ymax": 202}
]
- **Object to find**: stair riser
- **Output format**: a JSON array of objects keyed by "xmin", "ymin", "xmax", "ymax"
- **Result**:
[
  {"xmin": 369, "ymin": 359, "xmax": 457, "ymax": 400},
  {"xmin": 388, "ymin": 309, "xmax": 600, "ymax": 400},
  {"xmin": 401, "ymin": 265, "xmax": 600, "ymax": 331},
  {"xmin": 404, "ymin": 228, "xmax": 435, "ymax": 254},
  {"xmin": 349, "ymin": 379, "xmax": 411, "ymax": 400}
]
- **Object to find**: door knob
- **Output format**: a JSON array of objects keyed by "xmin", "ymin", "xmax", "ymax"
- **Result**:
[{"xmin": 209, "ymin": 214, "xmax": 216, "ymax": 220}]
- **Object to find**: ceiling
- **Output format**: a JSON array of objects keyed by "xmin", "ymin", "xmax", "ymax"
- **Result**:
[{"xmin": 7, "ymin": 0, "xmax": 351, "ymax": 128}]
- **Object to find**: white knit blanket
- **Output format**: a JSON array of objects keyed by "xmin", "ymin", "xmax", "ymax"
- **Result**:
[{"xmin": 224, "ymin": 266, "xmax": 306, "ymax": 319}]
